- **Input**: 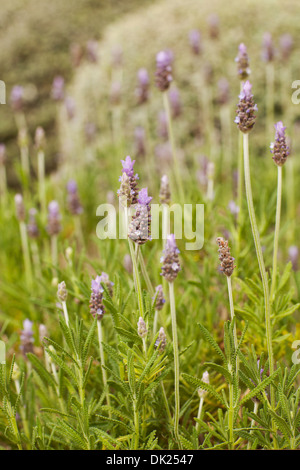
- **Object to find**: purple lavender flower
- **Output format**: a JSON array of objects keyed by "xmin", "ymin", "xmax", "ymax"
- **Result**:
[
  {"xmin": 118, "ymin": 156, "xmax": 139, "ymax": 206},
  {"xmin": 235, "ymin": 43, "xmax": 251, "ymax": 81},
  {"xmin": 262, "ymin": 33, "xmax": 275, "ymax": 62},
  {"xmin": 86, "ymin": 40, "xmax": 98, "ymax": 63},
  {"xmin": 0, "ymin": 144, "xmax": 6, "ymax": 165},
  {"xmin": 159, "ymin": 174, "xmax": 171, "ymax": 205},
  {"xmin": 89, "ymin": 276, "xmax": 105, "ymax": 320},
  {"xmin": 137, "ymin": 317, "xmax": 147, "ymax": 339},
  {"xmin": 135, "ymin": 68, "xmax": 150, "ymax": 105},
  {"xmin": 288, "ymin": 246, "xmax": 298, "ymax": 271},
  {"xmin": 10, "ymin": 86, "xmax": 23, "ymax": 112},
  {"xmin": 128, "ymin": 188, "xmax": 152, "ymax": 245},
  {"xmin": 47, "ymin": 201, "xmax": 61, "ymax": 236},
  {"xmin": 51, "ymin": 76, "xmax": 65, "ymax": 101},
  {"xmin": 155, "ymin": 50, "xmax": 173, "ymax": 92},
  {"xmin": 235, "ymin": 80, "xmax": 258, "ymax": 133},
  {"xmin": 228, "ymin": 200, "xmax": 239, "ymax": 217},
  {"xmin": 57, "ymin": 281, "xmax": 68, "ymax": 302},
  {"xmin": 155, "ymin": 327, "xmax": 167, "ymax": 353},
  {"xmin": 161, "ymin": 234, "xmax": 181, "ymax": 282},
  {"xmin": 207, "ymin": 14, "xmax": 220, "ymax": 39},
  {"xmin": 123, "ymin": 254, "xmax": 133, "ymax": 274},
  {"xmin": 189, "ymin": 30, "xmax": 202, "ymax": 55},
  {"xmin": 98, "ymin": 272, "xmax": 114, "ymax": 297},
  {"xmin": 153, "ymin": 285, "xmax": 166, "ymax": 311},
  {"xmin": 64, "ymin": 96, "xmax": 76, "ymax": 120},
  {"xmin": 15, "ymin": 194, "xmax": 25, "ymax": 222},
  {"xmin": 270, "ymin": 122, "xmax": 289, "ymax": 166},
  {"xmin": 39, "ymin": 324, "xmax": 48, "ymax": 345},
  {"xmin": 66, "ymin": 180, "xmax": 83, "ymax": 215},
  {"xmin": 169, "ymin": 86, "xmax": 182, "ymax": 118},
  {"xmin": 20, "ymin": 319, "xmax": 34, "ymax": 355},
  {"xmin": 27, "ymin": 208, "xmax": 39, "ymax": 239},
  {"xmin": 279, "ymin": 34, "xmax": 293, "ymax": 62}
]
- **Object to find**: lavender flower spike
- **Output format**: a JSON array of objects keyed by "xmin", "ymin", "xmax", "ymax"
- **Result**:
[
  {"xmin": 128, "ymin": 187, "xmax": 152, "ymax": 245},
  {"xmin": 11, "ymin": 86, "xmax": 24, "ymax": 112},
  {"xmin": 235, "ymin": 43, "xmax": 250, "ymax": 81},
  {"xmin": 270, "ymin": 121, "xmax": 289, "ymax": 166},
  {"xmin": 159, "ymin": 174, "xmax": 171, "ymax": 205},
  {"xmin": 235, "ymin": 80, "xmax": 257, "ymax": 133},
  {"xmin": 51, "ymin": 76, "xmax": 65, "ymax": 101},
  {"xmin": 99, "ymin": 272, "xmax": 114, "ymax": 297},
  {"xmin": 89, "ymin": 276, "xmax": 105, "ymax": 320},
  {"xmin": 0, "ymin": 144, "xmax": 6, "ymax": 165},
  {"xmin": 67, "ymin": 180, "xmax": 83, "ymax": 215},
  {"xmin": 216, "ymin": 237, "xmax": 236, "ymax": 277},
  {"xmin": 161, "ymin": 234, "xmax": 181, "ymax": 282},
  {"xmin": 47, "ymin": 201, "xmax": 62, "ymax": 236},
  {"xmin": 137, "ymin": 317, "xmax": 147, "ymax": 339},
  {"xmin": 15, "ymin": 194, "xmax": 25, "ymax": 222},
  {"xmin": 189, "ymin": 30, "xmax": 202, "ymax": 55},
  {"xmin": 135, "ymin": 68, "xmax": 150, "ymax": 105},
  {"xmin": 155, "ymin": 50, "xmax": 173, "ymax": 92},
  {"xmin": 153, "ymin": 285, "xmax": 166, "ymax": 311},
  {"xmin": 155, "ymin": 327, "xmax": 167, "ymax": 353},
  {"xmin": 20, "ymin": 319, "xmax": 34, "ymax": 355},
  {"xmin": 27, "ymin": 208, "xmax": 39, "ymax": 239},
  {"xmin": 118, "ymin": 156, "xmax": 139, "ymax": 205},
  {"xmin": 262, "ymin": 32, "xmax": 275, "ymax": 62}
]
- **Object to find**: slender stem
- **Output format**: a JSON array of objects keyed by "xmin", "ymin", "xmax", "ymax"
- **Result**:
[
  {"xmin": 30, "ymin": 239, "xmax": 42, "ymax": 279},
  {"xmin": 236, "ymin": 82, "xmax": 244, "ymax": 263},
  {"xmin": 51, "ymin": 235, "xmax": 58, "ymax": 273},
  {"xmin": 97, "ymin": 319, "xmax": 111, "ymax": 415},
  {"xmin": 19, "ymin": 221, "xmax": 33, "ymax": 289},
  {"xmin": 228, "ymin": 382, "xmax": 234, "ymax": 449},
  {"xmin": 161, "ymin": 381, "xmax": 172, "ymax": 423},
  {"xmin": 227, "ymin": 276, "xmax": 238, "ymax": 374},
  {"xmin": 138, "ymin": 250, "xmax": 154, "ymax": 296},
  {"xmin": 133, "ymin": 397, "xmax": 139, "ymax": 449},
  {"xmin": 169, "ymin": 281, "xmax": 181, "ymax": 448},
  {"xmin": 128, "ymin": 239, "xmax": 144, "ymax": 319},
  {"xmin": 266, "ymin": 63, "xmax": 275, "ymax": 138},
  {"xmin": 163, "ymin": 92, "xmax": 184, "ymax": 202},
  {"xmin": 37, "ymin": 150, "xmax": 46, "ymax": 222},
  {"xmin": 243, "ymin": 133, "xmax": 275, "ymax": 408},
  {"xmin": 196, "ymin": 396, "xmax": 204, "ymax": 433},
  {"xmin": 153, "ymin": 309, "xmax": 159, "ymax": 336},
  {"xmin": 62, "ymin": 300, "xmax": 70, "ymax": 327},
  {"xmin": 247, "ymin": 401, "xmax": 259, "ymax": 450},
  {"xmin": 270, "ymin": 166, "xmax": 282, "ymax": 301},
  {"xmin": 0, "ymin": 164, "xmax": 7, "ymax": 210},
  {"xmin": 14, "ymin": 379, "xmax": 30, "ymax": 444}
]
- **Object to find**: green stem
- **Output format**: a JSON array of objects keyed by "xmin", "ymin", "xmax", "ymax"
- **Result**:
[
  {"xmin": 30, "ymin": 239, "xmax": 42, "ymax": 279},
  {"xmin": 247, "ymin": 401, "xmax": 259, "ymax": 450},
  {"xmin": 196, "ymin": 396, "xmax": 204, "ymax": 434},
  {"xmin": 169, "ymin": 281, "xmax": 181, "ymax": 448},
  {"xmin": 97, "ymin": 319, "xmax": 111, "ymax": 416},
  {"xmin": 227, "ymin": 276, "xmax": 238, "ymax": 374},
  {"xmin": 266, "ymin": 62, "xmax": 275, "ymax": 138},
  {"xmin": 270, "ymin": 166, "xmax": 282, "ymax": 301},
  {"xmin": 37, "ymin": 150, "xmax": 46, "ymax": 222},
  {"xmin": 236, "ymin": 82, "xmax": 244, "ymax": 263},
  {"xmin": 228, "ymin": 382, "xmax": 234, "ymax": 449},
  {"xmin": 242, "ymin": 133, "xmax": 275, "ymax": 414},
  {"xmin": 163, "ymin": 92, "xmax": 184, "ymax": 203},
  {"xmin": 133, "ymin": 397, "xmax": 139, "ymax": 449},
  {"xmin": 62, "ymin": 300, "xmax": 70, "ymax": 327},
  {"xmin": 138, "ymin": 250, "xmax": 154, "ymax": 296},
  {"xmin": 19, "ymin": 221, "xmax": 33, "ymax": 289},
  {"xmin": 128, "ymin": 239, "xmax": 144, "ymax": 319},
  {"xmin": 51, "ymin": 234, "xmax": 58, "ymax": 274}
]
